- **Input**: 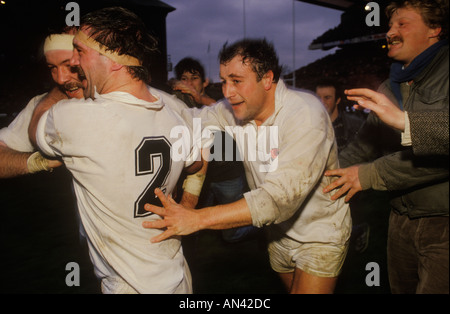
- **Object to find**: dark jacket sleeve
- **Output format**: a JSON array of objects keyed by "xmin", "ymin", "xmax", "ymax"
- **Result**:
[
  {"xmin": 409, "ymin": 110, "xmax": 449, "ymax": 156},
  {"xmin": 339, "ymin": 80, "xmax": 449, "ymax": 192}
]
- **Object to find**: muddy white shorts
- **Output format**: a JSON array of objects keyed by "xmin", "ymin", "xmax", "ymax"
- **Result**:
[{"xmin": 267, "ymin": 236, "xmax": 349, "ymax": 278}]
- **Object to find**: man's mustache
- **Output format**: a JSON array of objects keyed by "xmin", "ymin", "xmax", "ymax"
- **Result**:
[
  {"xmin": 64, "ymin": 81, "xmax": 84, "ymax": 91},
  {"xmin": 74, "ymin": 66, "xmax": 86, "ymax": 81},
  {"xmin": 386, "ymin": 36, "xmax": 402, "ymax": 45}
]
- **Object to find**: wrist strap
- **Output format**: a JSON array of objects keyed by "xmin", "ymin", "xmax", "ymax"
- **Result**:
[
  {"xmin": 27, "ymin": 151, "xmax": 52, "ymax": 173},
  {"xmin": 182, "ymin": 173, "xmax": 206, "ymax": 197}
]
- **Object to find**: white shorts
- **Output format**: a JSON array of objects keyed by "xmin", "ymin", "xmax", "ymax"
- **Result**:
[{"xmin": 267, "ymin": 236, "xmax": 349, "ymax": 278}]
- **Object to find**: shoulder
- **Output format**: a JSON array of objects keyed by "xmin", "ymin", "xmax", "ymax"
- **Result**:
[
  {"xmin": 16, "ymin": 93, "xmax": 49, "ymax": 115},
  {"xmin": 52, "ymin": 97, "xmax": 95, "ymax": 112},
  {"xmin": 281, "ymin": 82, "xmax": 322, "ymax": 109},
  {"xmin": 29, "ymin": 93, "xmax": 49, "ymax": 109},
  {"xmin": 47, "ymin": 98, "xmax": 100, "ymax": 126},
  {"xmin": 149, "ymin": 86, "xmax": 190, "ymax": 114},
  {"xmin": 280, "ymin": 86, "xmax": 327, "ymax": 122}
]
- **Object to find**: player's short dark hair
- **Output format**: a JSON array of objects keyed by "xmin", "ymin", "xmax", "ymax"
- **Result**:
[
  {"xmin": 219, "ymin": 38, "xmax": 282, "ymax": 83},
  {"xmin": 174, "ymin": 57, "xmax": 206, "ymax": 82},
  {"xmin": 80, "ymin": 6, "xmax": 158, "ymax": 82}
]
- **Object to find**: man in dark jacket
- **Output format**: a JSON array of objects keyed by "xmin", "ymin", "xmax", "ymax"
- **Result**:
[
  {"xmin": 315, "ymin": 78, "xmax": 366, "ymax": 153},
  {"xmin": 324, "ymin": 0, "xmax": 448, "ymax": 294}
]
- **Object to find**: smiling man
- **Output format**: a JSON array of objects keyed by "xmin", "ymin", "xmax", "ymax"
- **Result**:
[
  {"xmin": 143, "ymin": 39, "xmax": 352, "ymax": 294},
  {"xmin": 0, "ymin": 29, "xmax": 83, "ymax": 178},
  {"xmin": 324, "ymin": 0, "xmax": 449, "ymax": 294}
]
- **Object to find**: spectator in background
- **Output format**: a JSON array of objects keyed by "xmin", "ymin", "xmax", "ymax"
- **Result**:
[
  {"xmin": 315, "ymin": 79, "xmax": 366, "ymax": 153},
  {"xmin": 170, "ymin": 57, "xmax": 221, "ymax": 108}
]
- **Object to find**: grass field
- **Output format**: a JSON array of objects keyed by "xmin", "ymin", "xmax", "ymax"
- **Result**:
[{"xmin": 0, "ymin": 167, "xmax": 392, "ymax": 294}]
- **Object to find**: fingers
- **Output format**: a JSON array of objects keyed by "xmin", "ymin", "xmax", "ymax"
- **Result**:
[
  {"xmin": 144, "ymin": 203, "xmax": 165, "ymax": 217},
  {"xmin": 345, "ymin": 88, "xmax": 382, "ymax": 104},
  {"xmin": 142, "ymin": 219, "xmax": 167, "ymax": 229},
  {"xmin": 154, "ymin": 188, "xmax": 171, "ymax": 207},
  {"xmin": 324, "ymin": 168, "xmax": 345, "ymax": 177},
  {"xmin": 142, "ymin": 188, "xmax": 180, "ymax": 243},
  {"xmin": 150, "ymin": 229, "xmax": 175, "ymax": 243},
  {"xmin": 344, "ymin": 188, "xmax": 358, "ymax": 203},
  {"xmin": 323, "ymin": 178, "xmax": 339, "ymax": 193},
  {"xmin": 330, "ymin": 184, "xmax": 351, "ymax": 201},
  {"xmin": 141, "ymin": 221, "xmax": 175, "ymax": 243},
  {"xmin": 345, "ymin": 88, "xmax": 377, "ymax": 99},
  {"xmin": 323, "ymin": 169, "xmax": 344, "ymax": 193},
  {"xmin": 323, "ymin": 168, "xmax": 356, "ymax": 201}
]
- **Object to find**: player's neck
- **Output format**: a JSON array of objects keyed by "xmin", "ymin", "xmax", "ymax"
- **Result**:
[{"xmin": 102, "ymin": 72, "xmax": 157, "ymax": 102}]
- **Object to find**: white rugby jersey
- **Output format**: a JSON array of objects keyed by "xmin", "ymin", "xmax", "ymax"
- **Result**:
[
  {"xmin": 0, "ymin": 93, "xmax": 46, "ymax": 151},
  {"xmin": 197, "ymin": 80, "xmax": 352, "ymax": 246},
  {"xmin": 36, "ymin": 87, "xmax": 197, "ymax": 293}
]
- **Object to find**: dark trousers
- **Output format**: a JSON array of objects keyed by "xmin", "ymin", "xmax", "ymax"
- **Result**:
[{"xmin": 387, "ymin": 211, "xmax": 449, "ymax": 294}]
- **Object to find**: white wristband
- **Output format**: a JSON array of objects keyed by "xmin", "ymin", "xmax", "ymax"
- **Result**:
[{"xmin": 182, "ymin": 173, "xmax": 206, "ymax": 197}]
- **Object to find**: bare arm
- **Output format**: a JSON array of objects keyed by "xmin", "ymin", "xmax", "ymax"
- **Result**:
[
  {"xmin": 142, "ymin": 188, "xmax": 252, "ymax": 243},
  {"xmin": 179, "ymin": 158, "xmax": 208, "ymax": 209},
  {"xmin": 0, "ymin": 141, "xmax": 31, "ymax": 178},
  {"xmin": 0, "ymin": 141, "xmax": 62, "ymax": 178}
]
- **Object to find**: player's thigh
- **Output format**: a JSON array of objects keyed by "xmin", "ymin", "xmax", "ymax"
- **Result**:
[
  {"xmin": 290, "ymin": 267, "xmax": 337, "ymax": 294},
  {"xmin": 268, "ymin": 237, "xmax": 347, "ymax": 293}
]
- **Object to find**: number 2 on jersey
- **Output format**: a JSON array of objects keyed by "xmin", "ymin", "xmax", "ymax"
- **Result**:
[{"xmin": 134, "ymin": 137, "xmax": 171, "ymax": 218}]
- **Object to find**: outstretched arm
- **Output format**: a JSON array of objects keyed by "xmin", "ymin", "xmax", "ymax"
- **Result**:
[{"xmin": 142, "ymin": 188, "xmax": 252, "ymax": 243}]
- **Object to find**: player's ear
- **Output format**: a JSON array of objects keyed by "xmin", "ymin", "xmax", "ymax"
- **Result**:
[
  {"xmin": 110, "ymin": 60, "xmax": 123, "ymax": 72},
  {"xmin": 262, "ymin": 71, "xmax": 274, "ymax": 91}
]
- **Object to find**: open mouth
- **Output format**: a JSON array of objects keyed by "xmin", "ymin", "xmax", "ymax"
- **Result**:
[
  {"xmin": 64, "ymin": 82, "xmax": 84, "ymax": 97},
  {"xmin": 387, "ymin": 37, "xmax": 402, "ymax": 47},
  {"xmin": 231, "ymin": 101, "xmax": 244, "ymax": 108}
]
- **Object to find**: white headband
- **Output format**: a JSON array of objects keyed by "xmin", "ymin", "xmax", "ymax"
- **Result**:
[
  {"xmin": 74, "ymin": 31, "xmax": 142, "ymax": 66},
  {"xmin": 44, "ymin": 34, "xmax": 75, "ymax": 54}
]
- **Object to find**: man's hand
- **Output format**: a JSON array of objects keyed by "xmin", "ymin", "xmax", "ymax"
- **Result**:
[
  {"xmin": 142, "ymin": 188, "xmax": 202, "ymax": 243},
  {"xmin": 345, "ymin": 88, "xmax": 405, "ymax": 131},
  {"xmin": 26, "ymin": 151, "xmax": 63, "ymax": 173},
  {"xmin": 323, "ymin": 165, "xmax": 362, "ymax": 202},
  {"xmin": 171, "ymin": 80, "xmax": 202, "ymax": 103}
]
